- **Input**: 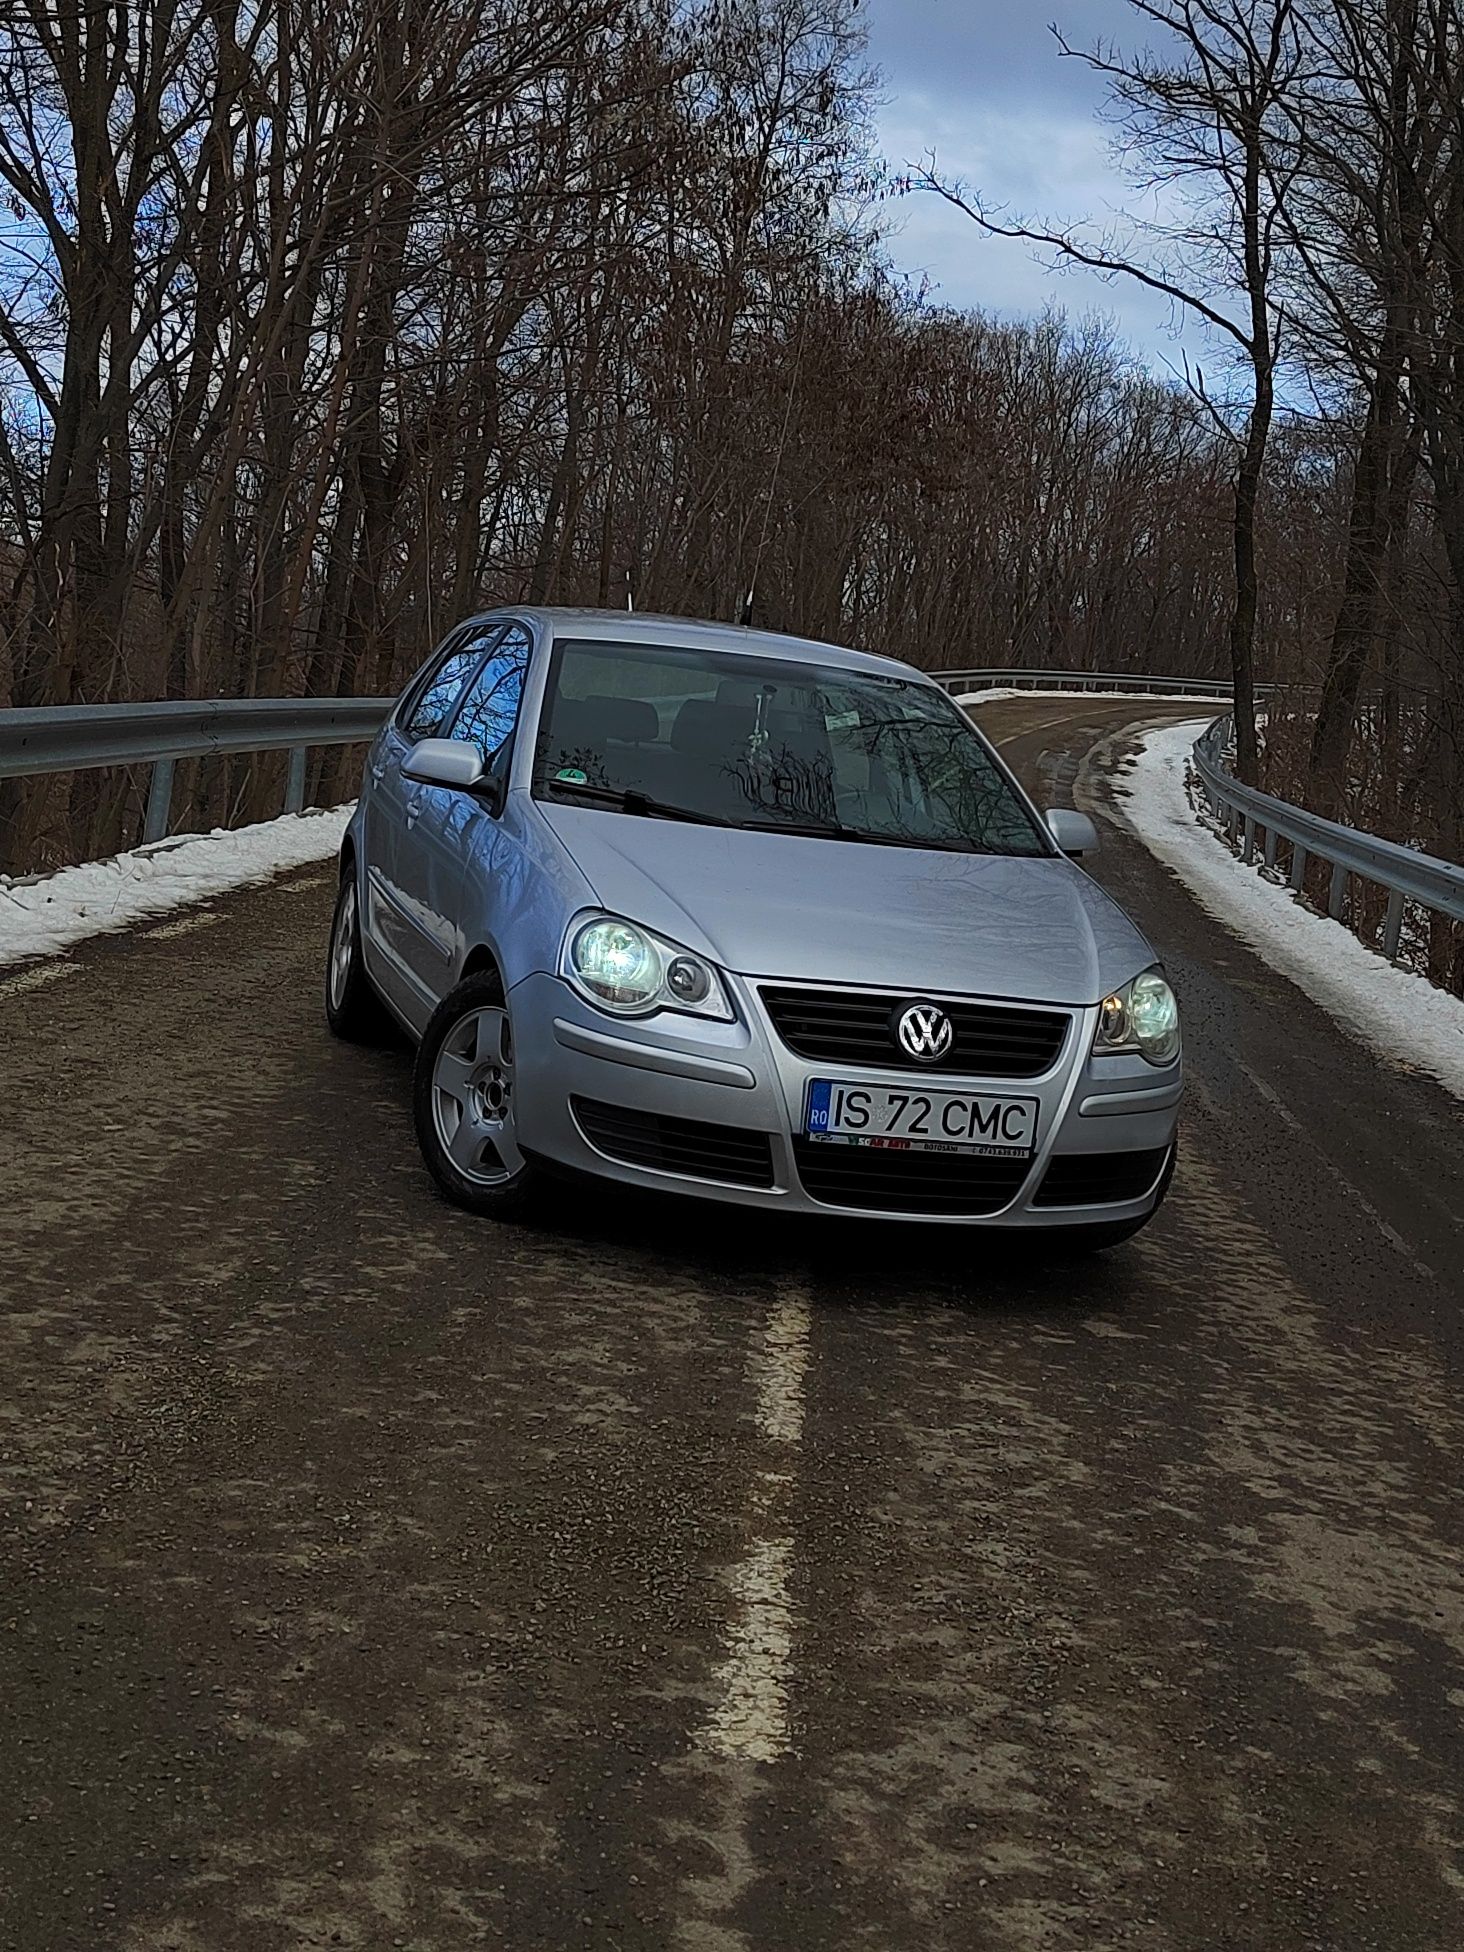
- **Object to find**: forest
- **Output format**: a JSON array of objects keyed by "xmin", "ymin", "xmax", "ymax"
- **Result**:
[{"xmin": 0, "ymin": 0, "xmax": 1461, "ymax": 949}]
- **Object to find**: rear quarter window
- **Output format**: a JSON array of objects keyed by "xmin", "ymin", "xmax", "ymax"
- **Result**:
[{"xmin": 399, "ymin": 628, "xmax": 501, "ymax": 740}]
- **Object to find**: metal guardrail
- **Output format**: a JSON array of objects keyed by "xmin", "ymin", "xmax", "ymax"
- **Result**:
[
  {"xmin": 938, "ymin": 669, "xmax": 1461, "ymax": 961},
  {"xmin": 0, "ymin": 671, "xmax": 1226, "ymax": 844},
  {"xmin": 0, "ymin": 697, "xmax": 392, "ymax": 842},
  {"xmin": 1191, "ymin": 713, "xmax": 1464, "ymax": 960},
  {"xmin": 4, "ymin": 685, "xmax": 1459, "ymax": 970},
  {"xmin": 935, "ymin": 667, "xmax": 1257, "ymax": 700}
]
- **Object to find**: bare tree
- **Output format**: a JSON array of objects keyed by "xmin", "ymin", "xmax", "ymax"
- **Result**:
[
  {"xmin": 2, "ymin": 0, "xmax": 1460, "ymax": 987},
  {"xmin": 914, "ymin": 0, "xmax": 1307, "ymax": 782}
]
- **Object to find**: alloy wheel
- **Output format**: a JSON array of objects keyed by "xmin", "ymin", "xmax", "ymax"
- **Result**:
[
  {"xmin": 329, "ymin": 879, "xmax": 357, "ymax": 1013},
  {"xmin": 430, "ymin": 1005, "xmax": 522, "ymax": 1187}
]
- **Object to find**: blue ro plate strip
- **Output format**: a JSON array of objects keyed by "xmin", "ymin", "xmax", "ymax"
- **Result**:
[{"xmin": 806, "ymin": 1079, "xmax": 833, "ymax": 1134}]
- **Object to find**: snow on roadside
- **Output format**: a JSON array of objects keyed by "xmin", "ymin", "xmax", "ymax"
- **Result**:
[
  {"xmin": 0, "ymin": 805, "xmax": 352, "ymax": 970},
  {"xmin": 1108, "ymin": 717, "xmax": 1464, "ymax": 1103}
]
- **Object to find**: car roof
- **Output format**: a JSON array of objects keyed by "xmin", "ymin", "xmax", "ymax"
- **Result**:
[{"xmin": 476, "ymin": 606, "xmax": 929, "ymax": 683}]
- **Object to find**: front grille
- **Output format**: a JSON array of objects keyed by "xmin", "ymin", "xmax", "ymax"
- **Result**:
[
  {"xmin": 1033, "ymin": 1148, "xmax": 1170, "ymax": 1208},
  {"xmin": 791, "ymin": 1138, "xmax": 1032, "ymax": 1216},
  {"xmin": 572, "ymin": 1097, "xmax": 775, "ymax": 1189},
  {"xmin": 760, "ymin": 986, "xmax": 1070, "ymax": 1078}
]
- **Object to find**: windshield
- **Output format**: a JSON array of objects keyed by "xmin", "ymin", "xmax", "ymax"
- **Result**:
[{"xmin": 531, "ymin": 639, "xmax": 1050, "ymax": 856}]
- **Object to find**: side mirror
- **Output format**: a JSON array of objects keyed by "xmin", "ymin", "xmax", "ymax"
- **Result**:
[
  {"xmin": 402, "ymin": 737, "xmax": 485, "ymax": 792},
  {"xmin": 1046, "ymin": 809, "xmax": 1099, "ymax": 857}
]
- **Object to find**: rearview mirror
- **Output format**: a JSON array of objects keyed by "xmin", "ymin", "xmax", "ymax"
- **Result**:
[
  {"xmin": 402, "ymin": 737, "xmax": 485, "ymax": 791},
  {"xmin": 1046, "ymin": 809, "xmax": 1099, "ymax": 857}
]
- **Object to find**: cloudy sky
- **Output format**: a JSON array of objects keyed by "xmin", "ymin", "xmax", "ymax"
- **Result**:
[{"xmin": 861, "ymin": 0, "xmax": 1207, "ymax": 365}]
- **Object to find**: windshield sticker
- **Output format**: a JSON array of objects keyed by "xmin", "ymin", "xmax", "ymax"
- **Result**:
[{"xmin": 555, "ymin": 766, "xmax": 588, "ymax": 784}]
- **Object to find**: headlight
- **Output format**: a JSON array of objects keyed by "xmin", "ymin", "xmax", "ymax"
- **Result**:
[
  {"xmin": 563, "ymin": 914, "xmax": 733, "ymax": 1021},
  {"xmin": 571, "ymin": 918, "xmax": 659, "ymax": 1007},
  {"xmin": 1093, "ymin": 968, "xmax": 1180, "ymax": 1066}
]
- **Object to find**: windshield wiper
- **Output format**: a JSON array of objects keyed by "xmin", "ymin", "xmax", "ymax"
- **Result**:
[
  {"xmin": 750, "ymin": 818, "xmax": 944, "ymax": 851},
  {"xmin": 544, "ymin": 779, "xmax": 734, "ymax": 828},
  {"xmin": 756, "ymin": 820, "xmax": 1035, "ymax": 855},
  {"xmin": 750, "ymin": 817, "xmax": 863, "ymax": 843},
  {"xmin": 546, "ymin": 783, "xmax": 1024, "ymax": 853}
]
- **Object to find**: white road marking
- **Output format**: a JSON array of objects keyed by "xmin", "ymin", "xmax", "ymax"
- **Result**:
[
  {"xmin": 747, "ymin": 1288, "xmax": 811, "ymax": 1444},
  {"xmin": 700, "ymin": 1287, "xmax": 812, "ymax": 1766},
  {"xmin": 702, "ymin": 1517, "xmax": 798, "ymax": 1765},
  {"xmin": 142, "ymin": 911, "xmax": 221, "ymax": 940},
  {"xmin": 0, "ymin": 960, "xmax": 79, "ymax": 998}
]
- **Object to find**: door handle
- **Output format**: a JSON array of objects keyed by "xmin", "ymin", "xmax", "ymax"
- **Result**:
[{"xmin": 404, "ymin": 793, "xmax": 424, "ymax": 829}]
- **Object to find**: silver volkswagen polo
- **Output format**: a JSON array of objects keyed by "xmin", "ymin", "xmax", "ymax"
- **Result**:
[{"xmin": 326, "ymin": 609, "xmax": 1181, "ymax": 1246}]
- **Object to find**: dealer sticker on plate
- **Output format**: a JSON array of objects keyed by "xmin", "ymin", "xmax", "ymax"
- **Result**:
[{"xmin": 805, "ymin": 1079, "xmax": 1038, "ymax": 1156}]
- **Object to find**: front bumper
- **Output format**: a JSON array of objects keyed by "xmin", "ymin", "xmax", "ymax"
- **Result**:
[{"xmin": 510, "ymin": 971, "xmax": 1180, "ymax": 1228}]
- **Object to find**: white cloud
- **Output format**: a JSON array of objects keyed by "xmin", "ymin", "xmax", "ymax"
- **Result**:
[{"xmin": 862, "ymin": 0, "xmax": 1243, "ymax": 371}]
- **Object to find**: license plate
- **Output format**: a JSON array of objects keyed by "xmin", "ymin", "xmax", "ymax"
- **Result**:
[{"xmin": 805, "ymin": 1079, "xmax": 1038, "ymax": 1156}]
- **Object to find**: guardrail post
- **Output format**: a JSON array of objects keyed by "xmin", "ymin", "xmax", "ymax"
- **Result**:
[
  {"xmin": 284, "ymin": 745, "xmax": 307, "ymax": 815},
  {"xmin": 1242, "ymin": 815, "xmax": 1256, "ymax": 865},
  {"xmin": 143, "ymin": 757, "xmax": 176, "ymax": 844},
  {"xmin": 1382, "ymin": 888, "xmax": 1405, "ymax": 962},
  {"xmin": 1289, "ymin": 844, "xmax": 1307, "ymax": 892},
  {"xmin": 1328, "ymin": 860, "xmax": 1347, "ymax": 920},
  {"xmin": 1263, "ymin": 828, "xmax": 1278, "ymax": 871}
]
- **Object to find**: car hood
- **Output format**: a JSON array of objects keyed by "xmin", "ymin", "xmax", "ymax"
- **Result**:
[{"xmin": 536, "ymin": 807, "xmax": 1156, "ymax": 1005}]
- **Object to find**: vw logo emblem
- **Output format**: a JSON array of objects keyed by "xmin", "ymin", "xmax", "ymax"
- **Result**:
[{"xmin": 895, "ymin": 1002, "xmax": 954, "ymax": 1064}]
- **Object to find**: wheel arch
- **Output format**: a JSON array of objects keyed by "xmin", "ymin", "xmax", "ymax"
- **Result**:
[{"xmin": 459, "ymin": 943, "xmax": 505, "ymax": 992}]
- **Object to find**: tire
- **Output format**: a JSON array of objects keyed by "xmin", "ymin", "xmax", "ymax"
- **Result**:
[
  {"xmin": 412, "ymin": 972, "xmax": 544, "ymax": 1219},
  {"xmin": 325, "ymin": 864, "xmax": 393, "ymax": 1044}
]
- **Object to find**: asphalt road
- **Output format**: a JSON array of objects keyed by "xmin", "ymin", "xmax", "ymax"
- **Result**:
[{"xmin": 2, "ymin": 698, "xmax": 1461, "ymax": 1952}]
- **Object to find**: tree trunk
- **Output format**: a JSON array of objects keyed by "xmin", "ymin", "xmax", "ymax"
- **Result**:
[
  {"xmin": 1309, "ymin": 371, "xmax": 1401, "ymax": 813},
  {"xmin": 1228, "ymin": 395, "xmax": 1268, "ymax": 785}
]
